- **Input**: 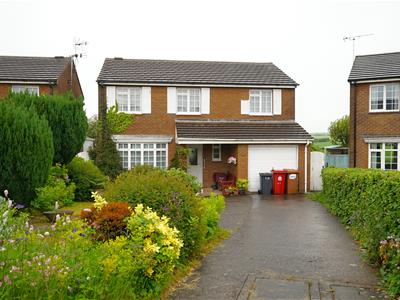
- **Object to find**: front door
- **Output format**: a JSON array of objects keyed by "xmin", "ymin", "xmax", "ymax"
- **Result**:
[{"xmin": 187, "ymin": 144, "xmax": 203, "ymax": 186}]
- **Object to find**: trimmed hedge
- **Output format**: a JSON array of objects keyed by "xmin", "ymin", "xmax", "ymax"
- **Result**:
[
  {"xmin": 321, "ymin": 167, "xmax": 400, "ymax": 296},
  {"xmin": 0, "ymin": 102, "xmax": 54, "ymax": 205}
]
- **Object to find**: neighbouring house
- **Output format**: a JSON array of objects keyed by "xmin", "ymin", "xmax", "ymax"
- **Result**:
[
  {"xmin": 97, "ymin": 58, "xmax": 312, "ymax": 192},
  {"xmin": 348, "ymin": 52, "xmax": 400, "ymax": 170},
  {"xmin": 0, "ymin": 55, "xmax": 83, "ymax": 98}
]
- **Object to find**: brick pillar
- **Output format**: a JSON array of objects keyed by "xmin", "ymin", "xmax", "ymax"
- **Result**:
[{"xmin": 236, "ymin": 144, "xmax": 248, "ymax": 180}]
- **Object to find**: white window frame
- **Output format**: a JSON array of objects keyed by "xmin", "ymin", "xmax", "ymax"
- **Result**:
[
  {"xmin": 115, "ymin": 87, "xmax": 142, "ymax": 114},
  {"xmin": 12, "ymin": 85, "xmax": 39, "ymax": 96},
  {"xmin": 176, "ymin": 88, "xmax": 201, "ymax": 115},
  {"xmin": 369, "ymin": 84, "xmax": 400, "ymax": 113},
  {"xmin": 249, "ymin": 89, "xmax": 273, "ymax": 115},
  {"xmin": 368, "ymin": 142, "xmax": 400, "ymax": 170},
  {"xmin": 212, "ymin": 144, "xmax": 221, "ymax": 161},
  {"xmin": 117, "ymin": 142, "xmax": 168, "ymax": 170}
]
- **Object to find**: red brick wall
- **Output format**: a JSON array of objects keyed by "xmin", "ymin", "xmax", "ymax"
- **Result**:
[
  {"xmin": 0, "ymin": 83, "xmax": 52, "ymax": 98},
  {"xmin": 55, "ymin": 61, "xmax": 83, "ymax": 98},
  {"xmin": 349, "ymin": 81, "xmax": 400, "ymax": 168}
]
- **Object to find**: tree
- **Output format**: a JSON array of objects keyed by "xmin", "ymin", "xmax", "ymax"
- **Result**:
[
  {"xmin": 86, "ymin": 105, "xmax": 133, "ymax": 138},
  {"xmin": 6, "ymin": 92, "xmax": 87, "ymax": 165},
  {"xmin": 328, "ymin": 115, "xmax": 349, "ymax": 147},
  {"xmin": 89, "ymin": 119, "xmax": 122, "ymax": 179},
  {"xmin": 0, "ymin": 102, "xmax": 54, "ymax": 205}
]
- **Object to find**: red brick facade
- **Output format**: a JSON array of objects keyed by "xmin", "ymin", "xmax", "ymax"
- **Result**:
[
  {"xmin": 0, "ymin": 61, "xmax": 82, "ymax": 99},
  {"xmin": 99, "ymin": 84, "xmax": 311, "ymax": 192},
  {"xmin": 349, "ymin": 81, "xmax": 400, "ymax": 168}
]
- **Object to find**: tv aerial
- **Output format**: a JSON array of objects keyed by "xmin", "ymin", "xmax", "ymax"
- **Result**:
[{"xmin": 343, "ymin": 34, "xmax": 374, "ymax": 60}]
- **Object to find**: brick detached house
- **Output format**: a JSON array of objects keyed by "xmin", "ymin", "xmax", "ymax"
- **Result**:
[
  {"xmin": 349, "ymin": 52, "xmax": 400, "ymax": 170},
  {"xmin": 0, "ymin": 55, "xmax": 83, "ymax": 98},
  {"xmin": 97, "ymin": 58, "xmax": 312, "ymax": 192}
]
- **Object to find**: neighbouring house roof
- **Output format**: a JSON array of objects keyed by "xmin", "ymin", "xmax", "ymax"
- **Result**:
[
  {"xmin": 175, "ymin": 119, "xmax": 312, "ymax": 144},
  {"xmin": 0, "ymin": 55, "xmax": 71, "ymax": 82},
  {"xmin": 97, "ymin": 58, "xmax": 298, "ymax": 87},
  {"xmin": 348, "ymin": 52, "xmax": 400, "ymax": 82}
]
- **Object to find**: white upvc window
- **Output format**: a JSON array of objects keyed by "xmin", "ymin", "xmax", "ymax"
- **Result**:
[
  {"xmin": 176, "ymin": 88, "xmax": 201, "ymax": 114},
  {"xmin": 249, "ymin": 89, "xmax": 272, "ymax": 115},
  {"xmin": 370, "ymin": 84, "xmax": 399, "ymax": 112},
  {"xmin": 212, "ymin": 144, "xmax": 221, "ymax": 161},
  {"xmin": 12, "ymin": 85, "xmax": 39, "ymax": 95},
  {"xmin": 117, "ymin": 143, "xmax": 167, "ymax": 170},
  {"xmin": 369, "ymin": 142, "xmax": 399, "ymax": 170},
  {"xmin": 116, "ymin": 87, "xmax": 142, "ymax": 113}
]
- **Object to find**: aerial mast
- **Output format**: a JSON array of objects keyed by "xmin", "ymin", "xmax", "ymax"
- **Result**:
[{"xmin": 343, "ymin": 34, "xmax": 374, "ymax": 60}]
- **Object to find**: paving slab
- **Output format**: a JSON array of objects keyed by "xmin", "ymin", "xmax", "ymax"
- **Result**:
[{"xmin": 171, "ymin": 194, "xmax": 385, "ymax": 299}]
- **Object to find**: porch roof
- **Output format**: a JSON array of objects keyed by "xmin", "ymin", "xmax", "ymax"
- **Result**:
[{"xmin": 175, "ymin": 119, "xmax": 313, "ymax": 144}]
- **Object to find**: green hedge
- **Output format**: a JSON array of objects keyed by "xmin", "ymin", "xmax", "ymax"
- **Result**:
[{"xmin": 321, "ymin": 167, "xmax": 400, "ymax": 296}]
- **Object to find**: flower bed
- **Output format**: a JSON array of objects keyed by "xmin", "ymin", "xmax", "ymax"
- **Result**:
[{"xmin": 320, "ymin": 167, "xmax": 400, "ymax": 297}]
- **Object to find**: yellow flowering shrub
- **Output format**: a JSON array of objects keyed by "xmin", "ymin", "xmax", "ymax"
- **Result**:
[
  {"xmin": 126, "ymin": 204, "xmax": 183, "ymax": 295},
  {"xmin": 91, "ymin": 191, "xmax": 108, "ymax": 210}
]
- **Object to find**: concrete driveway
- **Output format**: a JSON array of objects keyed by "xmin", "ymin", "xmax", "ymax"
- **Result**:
[{"xmin": 171, "ymin": 194, "xmax": 386, "ymax": 300}]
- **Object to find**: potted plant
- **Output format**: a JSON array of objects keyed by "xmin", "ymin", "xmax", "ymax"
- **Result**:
[
  {"xmin": 222, "ymin": 185, "xmax": 237, "ymax": 197},
  {"xmin": 236, "ymin": 179, "xmax": 248, "ymax": 195}
]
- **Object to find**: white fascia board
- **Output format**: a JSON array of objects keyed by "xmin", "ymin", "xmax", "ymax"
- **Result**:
[
  {"xmin": 176, "ymin": 138, "xmax": 313, "ymax": 145},
  {"xmin": 364, "ymin": 136, "xmax": 400, "ymax": 143},
  {"xmin": 0, "ymin": 80, "xmax": 51, "ymax": 84},
  {"xmin": 352, "ymin": 78, "xmax": 400, "ymax": 84},
  {"xmin": 112, "ymin": 135, "xmax": 173, "ymax": 143},
  {"xmin": 101, "ymin": 82, "xmax": 296, "ymax": 89}
]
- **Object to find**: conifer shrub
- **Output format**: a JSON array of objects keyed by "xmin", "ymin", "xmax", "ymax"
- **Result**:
[{"xmin": 0, "ymin": 102, "xmax": 53, "ymax": 205}]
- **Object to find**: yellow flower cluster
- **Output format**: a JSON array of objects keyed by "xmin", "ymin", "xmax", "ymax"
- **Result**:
[{"xmin": 91, "ymin": 191, "xmax": 108, "ymax": 210}]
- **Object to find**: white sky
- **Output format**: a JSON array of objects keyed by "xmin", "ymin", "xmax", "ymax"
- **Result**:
[{"xmin": 1, "ymin": 0, "xmax": 400, "ymax": 133}]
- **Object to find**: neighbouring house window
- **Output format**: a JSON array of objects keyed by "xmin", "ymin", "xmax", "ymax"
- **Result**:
[
  {"xmin": 177, "ymin": 88, "xmax": 200, "ymax": 113},
  {"xmin": 116, "ymin": 87, "xmax": 142, "ymax": 113},
  {"xmin": 369, "ymin": 142, "xmax": 399, "ymax": 170},
  {"xmin": 212, "ymin": 144, "xmax": 221, "ymax": 161},
  {"xmin": 370, "ymin": 84, "xmax": 399, "ymax": 112},
  {"xmin": 117, "ymin": 143, "xmax": 167, "ymax": 170},
  {"xmin": 249, "ymin": 89, "xmax": 272, "ymax": 114},
  {"xmin": 12, "ymin": 85, "xmax": 39, "ymax": 95}
]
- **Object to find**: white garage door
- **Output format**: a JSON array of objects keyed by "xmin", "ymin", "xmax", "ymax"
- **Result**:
[{"xmin": 248, "ymin": 145, "xmax": 298, "ymax": 192}]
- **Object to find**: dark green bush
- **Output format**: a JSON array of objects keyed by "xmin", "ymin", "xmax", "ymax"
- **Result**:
[
  {"xmin": 67, "ymin": 157, "xmax": 107, "ymax": 201},
  {"xmin": 6, "ymin": 92, "xmax": 87, "ymax": 165},
  {"xmin": 103, "ymin": 165, "xmax": 207, "ymax": 260},
  {"xmin": 321, "ymin": 167, "xmax": 400, "ymax": 297},
  {"xmin": 0, "ymin": 102, "xmax": 54, "ymax": 206},
  {"xmin": 32, "ymin": 164, "xmax": 75, "ymax": 211}
]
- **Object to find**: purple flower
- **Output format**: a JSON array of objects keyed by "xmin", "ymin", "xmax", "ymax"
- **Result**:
[
  {"xmin": 72, "ymin": 228, "xmax": 77, "ymax": 233},
  {"xmin": 15, "ymin": 204, "xmax": 24, "ymax": 210},
  {"xmin": 79, "ymin": 233, "xmax": 86, "ymax": 237}
]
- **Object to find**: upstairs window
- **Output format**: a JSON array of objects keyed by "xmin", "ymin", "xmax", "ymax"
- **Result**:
[
  {"xmin": 369, "ymin": 142, "xmax": 399, "ymax": 170},
  {"xmin": 116, "ymin": 87, "xmax": 142, "ymax": 113},
  {"xmin": 249, "ymin": 90, "xmax": 272, "ymax": 114},
  {"xmin": 12, "ymin": 85, "xmax": 39, "ymax": 95},
  {"xmin": 177, "ymin": 88, "xmax": 201, "ymax": 114},
  {"xmin": 370, "ymin": 84, "xmax": 399, "ymax": 112}
]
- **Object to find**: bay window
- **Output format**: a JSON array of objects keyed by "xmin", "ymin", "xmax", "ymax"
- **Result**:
[
  {"xmin": 370, "ymin": 84, "xmax": 399, "ymax": 112},
  {"xmin": 117, "ymin": 143, "xmax": 167, "ymax": 169}
]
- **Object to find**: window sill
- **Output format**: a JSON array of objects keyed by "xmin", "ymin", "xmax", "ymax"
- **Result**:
[
  {"xmin": 176, "ymin": 112, "xmax": 202, "ymax": 115},
  {"xmin": 118, "ymin": 111, "xmax": 143, "ymax": 115},
  {"xmin": 369, "ymin": 109, "xmax": 399, "ymax": 114},
  {"xmin": 249, "ymin": 113, "xmax": 273, "ymax": 116}
]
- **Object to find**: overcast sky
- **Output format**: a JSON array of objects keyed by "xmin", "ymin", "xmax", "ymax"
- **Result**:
[{"xmin": 1, "ymin": 0, "xmax": 399, "ymax": 133}]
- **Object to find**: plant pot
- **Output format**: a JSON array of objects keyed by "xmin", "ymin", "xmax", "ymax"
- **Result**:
[
  {"xmin": 238, "ymin": 189, "xmax": 246, "ymax": 195},
  {"xmin": 43, "ymin": 210, "xmax": 73, "ymax": 223}
]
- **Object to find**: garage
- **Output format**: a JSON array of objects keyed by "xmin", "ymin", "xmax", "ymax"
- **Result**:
[{"xmin": 248, "ymin": 145, "xmax": 298, "ymax": 192}]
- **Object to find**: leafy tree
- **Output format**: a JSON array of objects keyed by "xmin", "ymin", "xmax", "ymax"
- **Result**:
[
  {"xmin": 6, "ymin": 92, "xmax": 87, "ymax": 164},
  {"xmin": 328, "ymin": 115, "xmax": 349, "ymax": 147},
  {"xmin": 86, "ymin": 105, "xmax": 133, "ymax": 138},
  {"xmin": 169, "ymin": 146, "xmax": 189, "ymax": 171},
  {"xmin": 0, "ymin": 102, "xmax": 54, "ymax": 205}
]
